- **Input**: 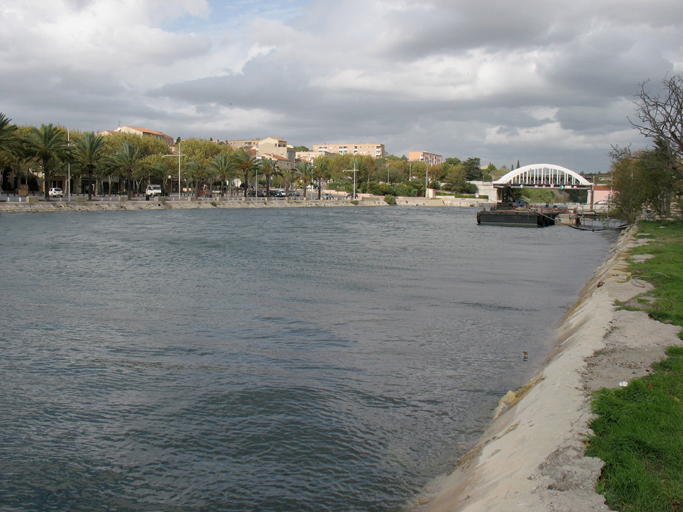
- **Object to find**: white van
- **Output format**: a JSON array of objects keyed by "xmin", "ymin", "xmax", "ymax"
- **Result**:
[{"xmin": 145, "ymin": 185, "xmax": 162, "ymax": 200}]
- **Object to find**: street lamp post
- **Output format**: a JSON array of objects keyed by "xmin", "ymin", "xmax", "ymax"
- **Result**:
[
  {"xmin": 425, "ymin": 164, "xmax": 429, "ymax": 197},
  {"xmin": 163, "ymin": 142, "xmax": 184, "ymax": 200},
  {"xmin": 344, "ymin": 164, "xmax": 358, "ymax": 200},
  {"xmin": 67, "ymin": 129, "xmax": 71, "ymax": 202}
]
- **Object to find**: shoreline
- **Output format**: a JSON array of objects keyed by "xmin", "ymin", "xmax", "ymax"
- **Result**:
[
  {"xmin": 0, "ymin": 196, "xmax": 492, "ymax": 213},
  {"xmin": 413, "ymin": 226, "xmax": 682, "ymax": 512}
]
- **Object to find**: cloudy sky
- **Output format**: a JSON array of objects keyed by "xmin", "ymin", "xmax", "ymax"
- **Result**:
[{"xmin": 1, "ymin": 0, "xmax": 681, "ymax": 172}]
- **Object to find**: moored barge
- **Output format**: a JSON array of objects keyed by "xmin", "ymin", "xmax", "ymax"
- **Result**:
[{"xmin": 476, "ymin": 207, "xmax": 560, "ymax": 227}]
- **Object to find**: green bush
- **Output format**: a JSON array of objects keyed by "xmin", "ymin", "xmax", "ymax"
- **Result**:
[{"xmin": 384, "ymin": 194, "xmax": 396, "ymax": 205}]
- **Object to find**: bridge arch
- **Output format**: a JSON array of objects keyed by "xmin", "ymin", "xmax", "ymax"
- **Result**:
[{"xmin": 493, "ymin": 164, "xmax": 591, "ymax": 189}]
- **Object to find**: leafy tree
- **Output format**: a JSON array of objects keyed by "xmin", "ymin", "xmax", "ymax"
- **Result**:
[
  {"xmin": 410, "ymin": 161, "xmax": 426, "ymax": 181},
  {"xmin": 102, "ymin": 132, "xmax": 170, "ymax": 159},
  {"xmin": 72, "ymin": 132, "xmax": 107, "ymax": 200},
  {"xmin": 463, "ymin": 157, "xmax": 483, "ymax": 180},
  {"xmin": 444, "ymin": 165, "xmax": 468, "ymax": 192},
  {"xmin": 609, "ymin": 150, "xmax": 645, "ymax": 223},
  {"xmin": 22, "ymin": 124, "xmax": 70, "ymax": 200},
  {"xmin": 611, "ymin": 142, "xmax": 681, "ymax": 222},
  {"xmin": 293, "ymin": 146, "xmax": 310, "ymax": 152},
  {"xmin": 181, "ymin": 138, "xmax": 222, "ymax": 167},
  {"xmin": 631, "ymin": 75, "xmax": 683, "ymax": 180}
]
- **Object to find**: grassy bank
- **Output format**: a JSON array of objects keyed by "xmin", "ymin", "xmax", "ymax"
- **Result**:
[{"xmin": 585, "ymin": 220, "xmax": 683, "ymax": 512}]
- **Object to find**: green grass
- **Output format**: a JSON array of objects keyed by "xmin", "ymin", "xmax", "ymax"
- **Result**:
[
  {"xmin": 624, "ymin": 221, "xmax": 683, "ymax": 331},
  {"xmin": 586, "ymin": 220, "xmax": 683, "ymax": 511},
  {"xmin": 586, "ymin": 347, "xmax": 683, "ymax": 511}
]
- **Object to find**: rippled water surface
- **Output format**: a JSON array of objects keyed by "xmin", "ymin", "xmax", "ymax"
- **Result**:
[{"xmin": 0, "ymin": 207, "xmax": 616, "ymax": 511}]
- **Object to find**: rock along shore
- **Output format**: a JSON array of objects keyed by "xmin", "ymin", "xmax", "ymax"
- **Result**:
[
  {"xmin": 0, "ymin": 196, "xmax": 492, "ymax": 213},
  {"xmin": 412, "ymin": 226, "xmax": 682, "ymax": 512}
]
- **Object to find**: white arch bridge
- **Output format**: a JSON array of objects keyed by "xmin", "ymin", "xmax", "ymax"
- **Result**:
[{"xmin": 493, "ymin": 163, "xmax": 591, "ymax": 190}]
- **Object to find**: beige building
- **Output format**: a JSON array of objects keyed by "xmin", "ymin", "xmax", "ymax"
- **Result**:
[
  {"xmin": 312, "ymin": 143, "xmax": 385, "ymax": 159},
  {"xmin": 257, "ymin": 137, "xmax": 295, "ymax": 162},
  {"xmin": 295, "ymin": 150, "xmax": 335, "ymax": 164},
  {"xmin": 409, "ymin": 151, "xmax": 443, "ymax": 166},
  {"xmin": 226, "ymin": 139, "xmax": 260, "ymax": 150},
  {"xmin": 100, "ymin": 125, "xmax": 174, "ymax": 148}
]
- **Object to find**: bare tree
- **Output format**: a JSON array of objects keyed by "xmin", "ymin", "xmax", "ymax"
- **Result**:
[{"xmin": 631, "ymin": 75, "xmax": 683, "ymax": 179}]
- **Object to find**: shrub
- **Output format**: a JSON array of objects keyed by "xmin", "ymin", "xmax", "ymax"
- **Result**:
[{"xmin": 384, "ymin": 194, "xmax": 396, "ymax": 205}]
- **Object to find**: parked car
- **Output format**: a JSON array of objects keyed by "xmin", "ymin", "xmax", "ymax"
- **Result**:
[
  {"xmin": 595, "ymin": 200, "xmax": 609, "ymax": 205},
  {"xmin": 322, "ymin": 193, "xmax": 335, "ymax": 200},
  {"xmin": 48, "ymin": 187, "xmax": 63, "ymax": 198},
  {"xmin": 145, "ymin": 185, "xmax": 162, "ymax": 200}
]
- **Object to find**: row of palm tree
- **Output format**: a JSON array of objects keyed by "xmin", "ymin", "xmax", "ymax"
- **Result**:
[{"xmin": 0, "ymin": 113, "xmax": 373, "ymax": 201}]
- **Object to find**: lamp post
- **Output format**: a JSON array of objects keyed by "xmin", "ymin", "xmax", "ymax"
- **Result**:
[
  {"xmin": 425, "ymin": 163, "xmax": 429, "ymax": 197},
  {"xmin": 67, "ymin": 129, "xmax": 71, "ymax": 201},
  {"xmin": 344, "ymin": 164, "xmax": 358, "ymax": 200},
  {"xmin": 163, "ymin": 142, "xmax": 184, "ymax": 200}
]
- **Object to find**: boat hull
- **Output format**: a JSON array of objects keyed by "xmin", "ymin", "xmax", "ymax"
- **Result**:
[{"xmin": 477, "ymin": 210, "xmax": 558, "ymax": 227}]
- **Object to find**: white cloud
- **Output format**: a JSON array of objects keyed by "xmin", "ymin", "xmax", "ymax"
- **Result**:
[{"xmin": 1, "ymin": 0, "xmax": 682, "ymax": 172}]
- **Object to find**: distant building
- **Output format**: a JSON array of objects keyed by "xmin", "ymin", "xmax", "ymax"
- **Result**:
[
  {"xmin": 226, "ymin": 139, "xmax": 260, "ymax": 150},
  {"xmin": 409, "ymin": 151, "xmax": 442, "ymax": 166},
  {"xmin": 99, "ymin": 125, "xmax": 174, "ymax": 148},
  {"xmin": 226, "ymin": 137, "xmax": 295, "ymax": 165},
  {"xmin": 296, "ymin": 150, "xmax": 335, "ymax": 164},
  {"xmin": 257, "ymin": 137, "xmax": 295, "ymax": 162},
  {"xmin": 312, "ymin": 143, "xmax": 385, "ymax": 159}
]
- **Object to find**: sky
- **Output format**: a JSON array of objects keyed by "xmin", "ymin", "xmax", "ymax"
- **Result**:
[{"xmin": 1, "ymin": 0, "xmax": 682, "ymax": 173}]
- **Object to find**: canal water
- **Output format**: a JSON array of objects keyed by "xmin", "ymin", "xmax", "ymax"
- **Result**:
[{"xmin": 0, "ymin": 207, "xmax": 616, "ymax": 511}]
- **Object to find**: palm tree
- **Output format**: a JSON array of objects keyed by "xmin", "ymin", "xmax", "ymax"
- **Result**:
[
  {"xmin": 22, "ymin": 124, "xmax": 70, "ymax": 200},
  {"xmin": 209, "ymin": 152, "xmax": 233, "ymax": 196},
  {"xmin": 185, "ymin": 159, "xmax": 209, "ymax": 198},
  {"xmin": 260, "ymin": 158, "xmax": 281, "ymax": 197},
  {"xmin": 72, "ymin": 132, "xmax": 107, "ymax": 200},
  {"xmin": 110, "ymin": 142, "xmax": 146, "ymax": 199},
  {"xmin": 279, "ymin": 167, "xmax": 296, "ymax": 200},
  {"xmin": 295, "ymin": 161, "xmax": 313, "ymax": 200},
  {"xmin": 312, "ymin": 157, "xmax": 331, "ymax": 200},
  {"xmin": 0, "ymin": 113, "xmax": 18, "ymax": 154},
  {"xmin": 230, "ymin": 150, "xmax": 261, "ymax": 198}
]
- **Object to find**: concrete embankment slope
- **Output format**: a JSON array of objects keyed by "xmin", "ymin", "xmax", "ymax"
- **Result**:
[{"xmin": 418, "ymin": 227, "xmax": 682, "ymax": 512}]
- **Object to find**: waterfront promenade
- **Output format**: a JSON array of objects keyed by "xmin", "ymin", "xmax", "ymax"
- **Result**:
[{"xmin": 0, "ymin": 195, "xmax": 493, "ymax": 213}]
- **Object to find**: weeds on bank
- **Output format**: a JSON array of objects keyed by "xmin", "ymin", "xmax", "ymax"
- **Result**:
[{"xmin": 586, "ymin": 220, "xmax": 683, "ymax": 511}]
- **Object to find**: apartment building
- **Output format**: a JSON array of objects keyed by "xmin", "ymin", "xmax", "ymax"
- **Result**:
[
  {"xmin": 226, "ymin": 139, "xmax": 260, "ymax": 150},
  {"xmin": 295, "ymin": 150, "xmax": 335, "ymax": 164},
  {"xmin": 409, "ymin": 151, "xmax": 443, "ymax": 166},
  {"xmin": 257, "ymin": 137, "xmax": 295, "ymax": 161},
  {"xmin": 312, "ymin": 143, "xmax": 385, "ymax": 159}
]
